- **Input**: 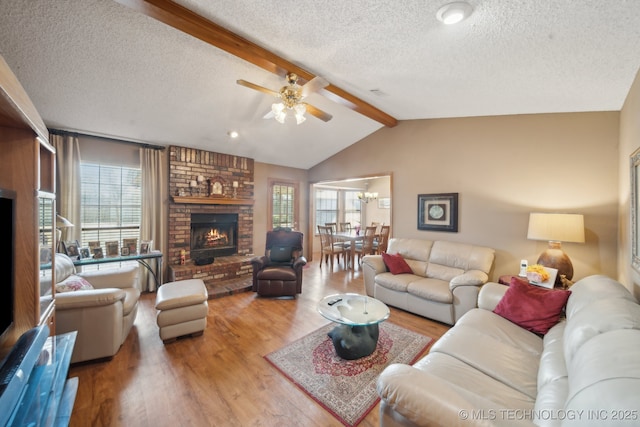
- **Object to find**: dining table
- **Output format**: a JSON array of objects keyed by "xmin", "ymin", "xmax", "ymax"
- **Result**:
[{"xmin": 333, "ymin": 230, "xmax": 365, "ymax": 271}]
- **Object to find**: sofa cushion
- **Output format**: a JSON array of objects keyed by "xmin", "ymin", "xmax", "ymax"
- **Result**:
[
  {"xmin": 430, "ymin": 324, "xmax": 541, "ymax": 399},
  {"xmin": 537, "ymin": 321, "xmax": 568, "ymax": 390},
  {"xmin": 387, "ymin": 238, "xmax": 433, "ymax": 263},
  {"xmin": 55, "ymin": 253, "xmax": 77, "ymax": 283},
  {"xmin": 563, "ymin": 297, "xmax": 640, "ymax": 363},
  {"xmin": 455, "ymin": 308, "xmax": 544, "ymax": 356},
  {"xmin": 565, "ymin": 275, "xmax": 637, "ymax": 319},
  {"xmin": 426, "ymin": 263, "xmax": 464, "ymax": 282},
  {"xmin": 493, "ymin": 277, "xmax": 571, "ymax": 335},
  {"xmin": 429, "ymin": 241, "xmax": 496, "ymax": 273},
  {"xmin": 121, "ymin": 287, "xmax": 141, "ymax": 317},
  {"xmin": 55, "ymin": 275, "xmax": 94, "ymax": 293},
  {"xmin": 534, "ymin": 321, "xmax": 569, "ymax": 424},
  {"xmin": 412, "ymin": 352, "xmax": 536, "ymax": 410},
  {"xmin": 565, "ymin": 329, "xmax": 640, "ymax": 423},
  {"xmin": 381, "ymin": 252, "xmax": 412, "ymax": 274},
  {"xmin": 407, "ymin": 278, "xmax": 453, "ymax": 304},
  {"xmin": 375, "ymin": 272, "xmax": 417, "ymax": 293},
  {"xmin": 77, "ymin": 265, "xmax": 138, "ymax": 289},
  {"xmin": 377, "ymin": 354, "xmax": 535, "ymax": 427}
]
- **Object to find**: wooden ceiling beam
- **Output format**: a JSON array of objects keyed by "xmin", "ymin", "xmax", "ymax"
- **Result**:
[{"xmin": 114, "ymin": 0, "xmax": 398, "ymax": 127}]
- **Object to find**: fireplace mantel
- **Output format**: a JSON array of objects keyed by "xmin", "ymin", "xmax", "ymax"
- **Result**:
[{"xmin": 171, "ymin": 196, "xmax": 254, "ymax": 206}]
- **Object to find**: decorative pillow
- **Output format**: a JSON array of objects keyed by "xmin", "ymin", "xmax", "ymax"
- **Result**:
[
  {"xmin": 270, "ymin": 246, "xmax": 293, "ymax": 263},
  {"xmin": 493, "ymin": 276, "xmax": 571, "ymax": 335},
  {"xmin": 55, "ymin": 275, "xmax": 94, "ymax": 293},
  {"xmin": 381, "ymin": 252, "xmax": 413, "ymax": 275}
]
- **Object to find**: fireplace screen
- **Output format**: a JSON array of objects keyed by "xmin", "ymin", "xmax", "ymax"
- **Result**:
[{"xmin": 190, "ymin": 213, "xmax": 238, "ymax": 259}]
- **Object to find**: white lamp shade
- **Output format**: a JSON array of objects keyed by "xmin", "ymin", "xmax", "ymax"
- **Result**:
[
  {"xmin": 527, "ymin": 213, "xmax": 585, "ymax": 243},
  {"xmin": 56, "ymin": 214, "xmax": 74, "ymax": 228}
]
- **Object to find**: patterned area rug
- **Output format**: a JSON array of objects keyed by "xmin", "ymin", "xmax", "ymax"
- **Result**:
[{"xmin": 264, "ymin": 322, "xmax": 432, "ymax": 426}]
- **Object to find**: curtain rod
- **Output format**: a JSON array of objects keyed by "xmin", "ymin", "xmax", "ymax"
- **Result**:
[{"xmin": 49, "ymin": 128, "xmax": 166, "ymax": 151}]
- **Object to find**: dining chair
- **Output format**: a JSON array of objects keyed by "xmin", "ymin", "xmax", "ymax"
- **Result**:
[
  {"xmin": 325, "ymin": 222, "xmax": 338, "ymax": 233},
  {"xmin": 326, "ymin": 222, "xmax": 350, "ymax": 250},
  {"xmin": 318, "ymin": 225, "xmax": 349, "ymax": 269},
  {"xmin": 354, "ymin": 226, "xmax": 377, "ymax": 265},
  {"xmin": 374, "ymin": 225, "xmax": 391, "ymax": 254},
  {"xmin": 339, "ymin": 222, "xmax": 352, "ymax": 232}
]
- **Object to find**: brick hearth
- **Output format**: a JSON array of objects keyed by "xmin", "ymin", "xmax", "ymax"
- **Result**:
[
  {"xmin": 168, "ymin": 255, "xmax": 253, "ymax": 299},
  {"xmin": 168, "ymin": 146, "xmax": 255, "ymax": 296}
]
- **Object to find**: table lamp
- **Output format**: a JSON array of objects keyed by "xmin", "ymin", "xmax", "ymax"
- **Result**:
[
  {"xmin": 56, "ymin": 214, "xmax": 74, "ymax": 252},
  {"xmin": 527, "ymin": 213, "xmax": 584, "ymax": 286}
]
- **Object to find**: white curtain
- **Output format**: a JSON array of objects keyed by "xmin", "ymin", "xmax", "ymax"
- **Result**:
[
  {"xmin": 140, "ymin": 147, "xmax": 168, "ymax": 291},
  {"xmin": 52, "ymin": 134, "xmax": 82, "ymax": 247}
]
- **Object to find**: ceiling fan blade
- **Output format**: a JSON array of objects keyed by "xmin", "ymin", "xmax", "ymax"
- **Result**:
[
  {"xmin": 300, "ymin": 76, "xmax": 329, "ymax": 98},
  {"xmin": 237, "ymin": 79, "xmax": 279, "ymax": 97},
  {"xmin": 304, "ymin": 103, "xmax": 333, "ymax": 122}
]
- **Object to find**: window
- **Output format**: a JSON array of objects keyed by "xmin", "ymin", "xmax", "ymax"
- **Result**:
[
  {"xmin": 344, "ymin": 191, "xmax": 362, "ymax": 227},
  {"xmin": 315, "ymin": 188, "xmax": 338, "ymax": 231},
  {"xmin": 271, "ymin": 182, "xmax": 294, "ymax": 229},
  {"xmin": 269, "ymin": 179, "xmax": 299, "ymax": 230},
  {"xmin": 80, "ymin": 163, "xmax": 141, "ymax": 255},
  {"xmin": 314, "ymin": 188, "xmax": 363, "ymax": 232}
]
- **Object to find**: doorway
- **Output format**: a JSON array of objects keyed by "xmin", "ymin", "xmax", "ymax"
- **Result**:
[{"xmin": 310, "ymin": 174, "xmax": 392, "ymax": 258}]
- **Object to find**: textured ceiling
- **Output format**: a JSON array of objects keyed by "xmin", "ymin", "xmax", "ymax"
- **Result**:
[{"xmin": 1, "ymin": 0, "xmax": 639, "ymax": 168}]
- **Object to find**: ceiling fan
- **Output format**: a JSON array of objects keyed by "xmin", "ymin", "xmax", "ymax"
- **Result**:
[{"xmin": 237, "ymin": 73, "xmax": 333, "ymax": 124}]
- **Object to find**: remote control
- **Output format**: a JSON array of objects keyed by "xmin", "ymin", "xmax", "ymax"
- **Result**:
[{"xmin": 327, "ymin": 298, "xmax": 342, "ymax": 306}]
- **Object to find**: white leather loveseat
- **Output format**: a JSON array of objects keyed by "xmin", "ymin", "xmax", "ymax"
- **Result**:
[
  {"xmin": 362, "ymin": 238, "xmax": 495, "ymax": 325},
  {"xmin": 53, "ymin": 253, "xmax": 140, "ymax": 363},
  {"xmin": 377, "ymin": 275, "xmax": 640, "ymax": 427}
]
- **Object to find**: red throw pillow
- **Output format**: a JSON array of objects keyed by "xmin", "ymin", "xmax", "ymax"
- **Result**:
[
  {"xmin": 493, "ymin": 276, "xmax": 571, "ymax": 335},
  {"xmin": 381, "ymin": 252, "xmax": 413, "ymax": 275}
]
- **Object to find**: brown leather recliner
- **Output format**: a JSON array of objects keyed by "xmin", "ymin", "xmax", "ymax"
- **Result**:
[{"xmin": 251, "ymin": 228, "xmax": 306, "ymax": 297}]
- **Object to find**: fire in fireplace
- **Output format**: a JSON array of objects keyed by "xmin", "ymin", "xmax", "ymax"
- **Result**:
[{"xmin": 190, "ymin": 213, "xmax": 238, "ymax": 260}]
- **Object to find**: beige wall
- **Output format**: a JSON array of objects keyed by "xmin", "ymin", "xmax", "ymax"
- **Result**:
[
  {"xmin": 309, "ymin": 112, "xmax": 620, "ymax": 283},
  {"xmin": 619, "ymin": 68, "xmax": 640, "ymax": 298},
  {"xmin": 253, "ymin": 162, "xmax": 309, "ymax": 256}
]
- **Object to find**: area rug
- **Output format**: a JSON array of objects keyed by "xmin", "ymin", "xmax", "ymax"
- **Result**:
[{"xmin": 264, "ymin": 322, "xmax": 432, "ymax": 426}]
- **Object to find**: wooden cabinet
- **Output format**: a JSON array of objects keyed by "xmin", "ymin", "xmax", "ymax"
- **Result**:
[{"xmin": 0, "ymin": 53, "xmax": 56, "ymax": 355}]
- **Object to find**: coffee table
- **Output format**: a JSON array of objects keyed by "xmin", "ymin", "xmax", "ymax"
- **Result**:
[{"xmin": 317, "ymin": 293, "xmax": 390, "ymax": 359}]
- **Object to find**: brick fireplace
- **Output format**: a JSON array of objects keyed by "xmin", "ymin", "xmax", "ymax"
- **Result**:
[
  {"xmin": 168, "ymin": 146, "xmax": 254, "ymax": 296},
  {"xmin": 190, "ymin": 213, "xmax": 238, "ymax": 260}
]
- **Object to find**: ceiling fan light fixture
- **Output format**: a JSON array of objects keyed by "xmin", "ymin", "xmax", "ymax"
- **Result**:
[
  {"xmin": 436, "ymin": 2, "xmax": 473, "ymax": 25},
  {"xmin": 239, "ymin": 73, "xmax": 330, "ymax": 124},
  {"xmin": 272, "ymin": 102, "xmax": 287, "ymax": 123},
  {"xmin": 294, "ymin": 103, "xmax": 306, "ymax": 125}
]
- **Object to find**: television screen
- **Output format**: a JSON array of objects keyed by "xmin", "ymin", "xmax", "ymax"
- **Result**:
[{"xmin": 0, "ymin": 188, "xmax": 15, "ymax": 341}]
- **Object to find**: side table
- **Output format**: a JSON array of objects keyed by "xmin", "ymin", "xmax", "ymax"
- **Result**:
[{"xmin": 498, "ymin": 274, "xmax": 524, "ymax": 285}]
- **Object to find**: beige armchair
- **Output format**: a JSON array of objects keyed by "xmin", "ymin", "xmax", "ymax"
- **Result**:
[{"xmin": 54, "ymin": 253, "xmax": 140, "ymax": 363}]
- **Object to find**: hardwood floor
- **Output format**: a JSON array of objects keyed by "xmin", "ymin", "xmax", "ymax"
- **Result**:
[{"xmin": 68, "ymin": 258, "xmax": 450, "ymax": 427}]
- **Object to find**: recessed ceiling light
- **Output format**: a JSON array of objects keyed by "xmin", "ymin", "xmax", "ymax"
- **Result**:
[
  {"xmin": 436, "ymin": 2, "xmax": 473, "ymax": 25},
  {"xmin": 227, "ymin": 130, "xmax": 239, "ymax": 139}
]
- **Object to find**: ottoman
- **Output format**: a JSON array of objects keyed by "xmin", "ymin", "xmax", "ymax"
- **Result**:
[{"xmin": 155, "ymin": 279, "xmax": 208, "ymax": 343}]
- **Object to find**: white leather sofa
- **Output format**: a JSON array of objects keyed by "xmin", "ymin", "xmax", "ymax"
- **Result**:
[
  {"xmin": 377, "ymin": 275, "xmax": 640, "ymax": 427},
  {"xmin": 53, "ymin": 253, "xmax": 140, "ymax": 363},
  {"xmin": 362, "ymin": 238, "xmax": 495, "ymax": 325}
]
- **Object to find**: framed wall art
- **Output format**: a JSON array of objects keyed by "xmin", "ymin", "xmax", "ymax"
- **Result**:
[
  {"xmin": 377, "ymin": 197, "xmax": 391, "ymax": 209},
  {"xmin": 418, "ymin": 193, "xmax": 459, "ymax": 232}
]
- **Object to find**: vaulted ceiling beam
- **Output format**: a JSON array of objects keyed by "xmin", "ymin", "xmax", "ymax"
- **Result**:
[{"xmin": 115, "ymin": 0, "xmax": 397, "ymax": 127}]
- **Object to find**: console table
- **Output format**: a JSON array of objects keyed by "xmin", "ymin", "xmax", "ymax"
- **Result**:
[
  {"xmin": 0, "ymin": 325, "xmax": 77, "ymax": 426},
  {"xmin": 42, "ymin": 251, "xmax": 163, "ymax": 288}
]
